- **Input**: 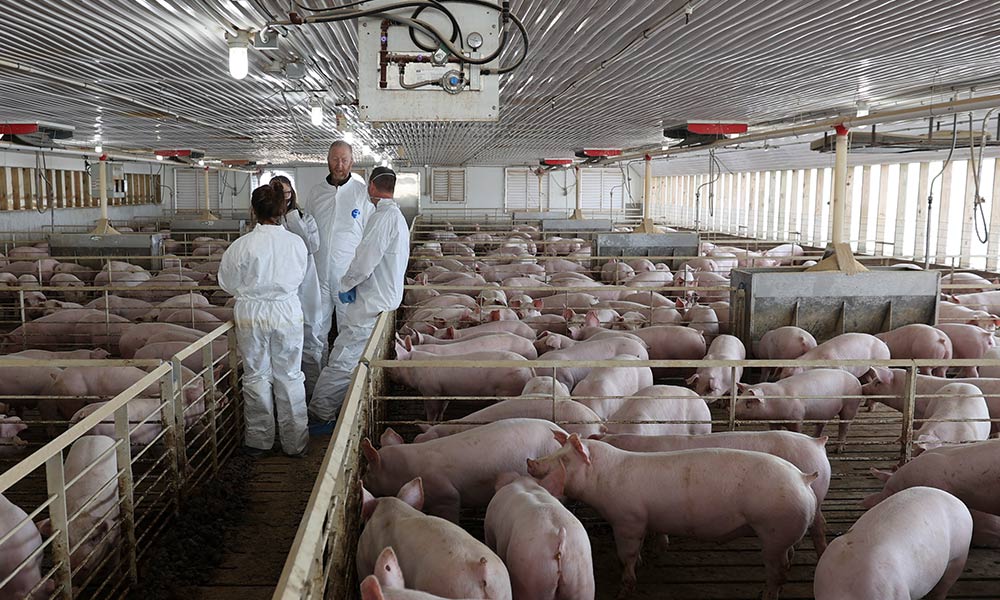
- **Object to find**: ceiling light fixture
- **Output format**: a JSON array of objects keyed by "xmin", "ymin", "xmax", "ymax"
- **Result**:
[
  {"xmin": 94, "ymin": 144, "xmax": 103, "ymax": 153},
  {"xmin": 226, "ymin": 31, "xmax": 251, "ymax": 80},
  {"xmin": 856, "ymin": 101, "xmax": 870, "ymax": 118},
  {"xmin": 156, "ymin": 154, "xmax": 164, "ymax": 161},
  {"xmin": 309, "ymin": 97, "xmax": 323, "ymax": 127},
  {"xmin": 343, "ymin": 130, "xmax": 356, "ymax": 145}
]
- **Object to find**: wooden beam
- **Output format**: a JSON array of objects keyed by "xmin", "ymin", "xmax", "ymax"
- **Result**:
[
  {"xmin": 789, "ymin": 169, "xmax": 801, "ymax": 241},
  {"xmin": 935, "ymin": 162, "xmax": 954, "ymax": 265},
  {"xmin": 893, "ymin": 164, "xmax": 909, "ymax": 258},
  {"xmin": 813, "ymin": 168, "xmax": 824, "ymax": 244},
  {"xmin": 874, "ymin": 164, "xmax": 890, "ymax": 256},
  {"xmin": 857, "ymin": 165, "xmax": 872, "ymax": 254},
  {"xmin": 989, "ymin": 158, "xmax": 1000, "ymax": 271},
  {"xmin": 959, "ymin": 160, "xmax": 976, "ymax": 268},
  {"xmin": 756, "ymin": 171, "xmax": 769, "ymax": 239},
  {"xmin": 11, "ymin": 167, "xmax": 21, "ymax": 211},
  {"xmin": 0, "ymin": 167, "xmax": 7, "ymax": 211},
  {"xmin": 768, "ymin": 170, "xmax": 780, "ymax": 240},
  {"xmin": 748, "ymin": 172, "xmax": 759, "ymax": 237}
]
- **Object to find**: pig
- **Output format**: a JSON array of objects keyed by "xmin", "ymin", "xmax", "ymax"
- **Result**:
[
  {"xmin": 913, "ymin": 383, "xmax": 991, "ymax": 453},
  {"xmin": 2, "ymin": 259, "xmax": 58, "ymax": 284},
  {"xmin": 619, "ymin": 291, "xmax": 675, "ymax": 307},
  {"xmin": 398, "ymin": 333, "xmax": 537, "ymax": 360},
  {"xmin": 38, "ymin": 436, "xmax": 120, "ymax": 579},
  {"xmin": 776, "ymin": 333, "xmax": 890, "ymax": 380},
  {"xmin": 401, "ymin": 306, "xmax": 476, "ymax": 335},
  {"xmin": 161, "ymin": 308, "xmax": 224, "ymax": 333},
  {"xmin": 935, "ymin": 323, "xmax": 996, "ymax": 377},
  {"xmin": 682, "ymin": 304, "xmax": 721, "ymax": 342},
  {"xmin": 85, "ymin": 295, "xmax": 154, "ymax": 321},
  {"xmin": 534, "ymin": 337, "xmax": 649, "ymax": 390},
  {"xmin": 413, "ymin": 397, "xmax": 601, "ymax": 442},
  {"xmin": 571, "ymin": 357, "xmax": 655, "ymax": 418},
  {"xmin": 527, "ymin": 433, "xmax": 817, "ymax": 600},
  {"xmin": 940, "ymin": 272, "xmax": 994, "ymax": 294},
  {"xmin": 481, "ymin": 263, "xmax": 545, "ymax": 283},
  {"xmin": 6, "ymin": 246, "xmax": 47, "ymax": 260},
  {"xmin": 951, "ymin": 289, "xmax": 1000, "ymax": 313},
  {"xmin": 863, "ymin": 439, "xmax": 1000, "ymax": 514},
  {"xmin": 0, "ymin": 416, "xmax": 28, "ymax": 457},
  {"xmin": 600, "ymin": 260, "xmax": 634, "ymax": 284},
  {"xmin": 388, "ymin": 350, "xmax": 535, "ymax": 421},
  {"xmin": 122, "ymin": 274, "xmax": 200, "ymax": 302},
  {"xmin": 604, "ymin": 385, "xmax": 711, "ymax": 436},
  {"xmin": 69, "ymin": 393, "xmax": 203, "ymax": 444},
  {"xmin": 678, "ymin": 257, "xmax": 720, "ymax": 275},
  {"xmin": 432, "ymin": 320, "xmax": 536, "ymax": 342},
  {"xmin": 48, "ymin": 272, "xmax": 88, "ymax": 304},
  {"xmin": 709, "ymin": 301, "xmax": 730, "ymax": 334},
  {"xmin": 476, "ymin": 287, "xmax": 508, "ymax": 308},
  {"xmin": 133, "ymin": 340, "xmax": 230, "ymax": 374},
  {"xmin": 520, "ymin": 314, "xmax": 569, "ymax": 336},
  {"xmin": 93, "ymin": 268, "xmax": 150, "ymax": 288},
  {"xmin": 544, "ymin": 258, "xmax": 587, "ymax": 275},
  {"xmin": 972, "ymin": 510, "xmax": 1000, "ymax": 548},
  {"xmin": 875, "ymin": 324, "xmax": 953, "ymax": 376},
  {"xmin": 118, "ymin": 323, "xmax": 206, "ymax": 359},
  {"xmin": 406, "ymin": 294, "xmax": 478, "ymax": 318},
  {"xmin": 531, "ymin": 293, "xmax": 599, "ymax": 315},
  {"xmin": 626, "ymin": 258, "xmax": 655, "ymax": 273},
  {"xmin": 756, "ymin": 326, "xmax": 818, "ymax": 380},
  {"xmin": 5, "ymin": 349, "xmax": 109, "ymax": 360},
  {"xmin": 361, "ymin": 419, "xmax": 567, "ymax": 522},
  {"xmin": 736, "ymin": 369, "xmax": 863, "ymax": 452},
  {"xmin": 816, "ymin": 487, "xmax": 971, "ymax": 600},
  {"xmin": 0, "ymin": 308, "xmax": 110, "ymax": 352},
  {"xmin": 686, "ymin": 334, "xmax": 746, "ymax": 399},
  {"xmin": 763, "ymin": 243, "xmax": 805, "ymax": 265},
  {"xmin": 359, "ymin": 547, "xmax": 476, "ymax": 600},
  {"xmin": 485, "ymin": 473, "xmax": 595, "ymax": 600},
  {"xmin": 72, "ymin": 311, "xmax": 132, "ymax": 354},
  {"xmin": 938, "ymin": 300, "xmax": 999, "ymax": 331},
  {"xmin": 40, "ymin": 365, "xmax": 203, "ymax": 423},
  {"xmin": 598, "ymin": 430, "xmax": 832, "ymax": 554},
  {"xmin": 0, "ymin": 366, "xmax": 62, "ymax": 416},
  {"xmin": 626, "ymin": 269, "xmax": 673, "ymax": 289},
  {"xmin": 688, "ymin": 270, "xmax": 729, "ymax": 303},
  {"xmin": 0, "ymin": 494, "xmax": 48, "ymax": 599}
]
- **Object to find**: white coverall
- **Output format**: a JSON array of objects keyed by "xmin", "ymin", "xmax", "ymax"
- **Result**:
[
  {"xmin": 302, "ymin": 173, "xmax": 372, "ymax": 352},
  {"xmin": 310, "ymin": 198, "xmax": 410, "ymax": 422},
  {"xmin": 217, "ymin": 224, "xmax": 309, "ymax": 455},
  {"xmin": 283, "ymin": 209, "xmax": 324, "ymax": 397}
]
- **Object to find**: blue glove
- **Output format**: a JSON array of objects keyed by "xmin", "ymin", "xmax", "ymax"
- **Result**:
[{"xmin": 338, "ymin": 287, "xmax": 357, "ymax": 304}]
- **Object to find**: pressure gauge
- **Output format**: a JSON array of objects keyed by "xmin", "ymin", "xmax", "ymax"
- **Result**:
[{"xmin": 466, "ymin": 32, "xmax": 484, "ymax": 50}]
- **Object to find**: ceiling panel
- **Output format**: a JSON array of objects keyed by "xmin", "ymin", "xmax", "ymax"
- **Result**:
[{"xmin": 1, "ymin": 1, "xmax": 999, "ymax": 167}]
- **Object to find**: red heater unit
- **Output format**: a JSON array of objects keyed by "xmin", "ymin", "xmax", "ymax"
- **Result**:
[
  {"xmin": 539, "ymin": 158, "xmax": 575, "ymax": 167},
  {"xmin": 574, "ymin": 148, "xmax": 623, "ymax": 159}
]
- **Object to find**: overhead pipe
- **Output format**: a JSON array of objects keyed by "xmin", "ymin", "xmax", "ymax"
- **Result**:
[
  {"xmin": 0, "ymin": 58, "xmax": 254, "ymax": 142},
  {"xmin": 831, "ymin": 125, "xmax": 849, "ymax": 245},
  {"xmin": 609, "ymin": 92, "xmax": 1000, "ymax": 164},
  {"xmin": 0, "ymin": 141, "xmax": 255, "ymax": 173}
]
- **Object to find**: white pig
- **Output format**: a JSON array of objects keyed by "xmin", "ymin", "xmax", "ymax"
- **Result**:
[
  {"xmin": 604, "ymin": 385, "xmax": 711, "ymax": 436},
  {"xmin": 686, "ymin": 334, "xmax": 746, "ymax": 399},
  {"xmin": 815, "ymin": 486, "xmax": 971, "ymax": 600}
]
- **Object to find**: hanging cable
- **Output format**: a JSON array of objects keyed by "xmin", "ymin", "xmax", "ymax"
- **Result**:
[
  {"xmin": 969, "ymin": 109, "xmax": 998, "ymax": 245},
  {"xmin": 924, "ymin": 113, "xmax": 960, "ymax": 268},
  {"xmin": 694, "ymin": 149, "xmax": 722, "ymax": 219}
]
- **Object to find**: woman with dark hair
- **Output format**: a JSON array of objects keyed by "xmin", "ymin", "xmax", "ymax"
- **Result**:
[
  {"xmin": 270, "ymin": 176, "xmax": 324, "ymax": 400},
  {"xmin": 218, "ymin": 180, "xmax": 309, "ymax": 457}
]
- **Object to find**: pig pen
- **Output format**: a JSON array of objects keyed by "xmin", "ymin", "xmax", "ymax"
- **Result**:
[
  {"xmin": 275, "ymin": 215, "xmax": 1000, "ymax": 600},
  {"xmin": 0, "ymin": 227, "xmax": 251, "ymax": 599}
]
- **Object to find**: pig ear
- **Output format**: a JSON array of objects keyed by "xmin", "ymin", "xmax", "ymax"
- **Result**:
[
  {"xmin": 588, "ymin": 432, "xmax": 606, "ymax": 440},
  {"xmin": 36, "ymin": 518, "xmax": 52, "ymax": 538},
  {"xmin": 403, "ymin": 336, "xmax": 413, "ymax": 352},
  {"xmin": 509, "ymin": 298, "xmax": 521, "ymax": 309},
  {"xmin": 361, "ymin": 485, "xmax": 377, "ymax": 521},
  {"xmin": 584, "ymin": 311, "xmax": 600, "ymax": 328},
  {"xmin": 533, "ymin": 299, "xmax": 544, "ymax": 309},
  {"xmin": 360, "ymin": 576, "xmax": 386, "ymax": 600},
  {"xmin": 490, "ymin": 309, "xmax": 500, "ymax": 322},
  {"xmin": 562, "ymin": 308, "xmax": 575, "ymax": 320},
  {"xmin": 397, "ymin": 477, "xmax": 424, "ymax": 510},
  {"xmin": 551, "ymin": 429, "xmax": 570, "ymax": 445},
  {"xmin": 380, "ymin": 428, "xmax": 404, "ymax": 447},
  {"xmin": 374, "ymin": 547, "xmax": 406, "ymax": 589},
  {"xmin": 685, "ymin": 374, "xmax": 699, "ymax": 386},
  {"xmin": 416, "ymin": 423, "xmax": 431, "ymax": 433},
  {"xmin": 361, "ymin": 438, "xmax": 380, "ymax": 468},
  {"xmin": 736, "ymin": 382, "xmax": 751, "ymax": 394},
  {"xmin": 568, "ymin": 434, "xmax": 592, "ymax": 465},
  {"xmin": 674, "ymin": 298, "xmax": 685, "ymax": 309},
  {"xmin": 432, "ymin": 317, "xmax": 447, "ymax": 328},
  {"xmin": 869, "ymin": 467, "xmax": 893, "ymax": 482},
  {"xmin": 445, "ymin": 326, "xmax": 457, "ymax": 340},
  {"xmin": 536, "ymin": 463, "xmax": 567, "ymax": 497}
]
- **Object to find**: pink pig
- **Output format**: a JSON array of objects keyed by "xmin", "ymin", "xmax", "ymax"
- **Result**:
[
  {"xmin": 875, "ymin": 324, "xmax": 952, "ymax": 376},
  {"xmin": 361, "ymin": 419, "xmax": 567, "ymax": 522},
  {"xmin": 776, "ymin": 333, "xmax": 889, "ymax": 380},
  {"xmin": 816, "ymin": 487, "xmax": 971, "ymax": 600},
  {"xmin": 604, "ymin": 385, "xmax": 711, "ymax": 436},
  {"xmin": 527, "ymin": 433, "xmax": 817, "ymax": 600},
  {"xmin": 935, "ymin": 323, "xmax": 996, "ymax": 377},
  {"xmin": 358, "ymin": 479, "xmax": 512, "ymax": 600},
  {"xmin": 571, "ymin": 357, "xmax": 654, "ymax": 418},
  {"xmin": 485, "ymin": 473, "xmax": 595, "ymax": 600},
  {"xmin": 686, "ymin": 334, "xmax": 746, "ymax": 399}
]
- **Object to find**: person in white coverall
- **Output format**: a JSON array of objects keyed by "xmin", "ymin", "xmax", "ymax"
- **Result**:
[
  {"xmin": 271, "ymin": 175, "xmax": 323, "ymax": 399},
  {"xmin": 218, "ymin": 180, "xmax": 309, "ymax": 457},
  {"xmin": 310, "ymin": 167, "xmax": 409, "ymax": 428},
  {"xmin": 300, "ymin": 141, "xmax": 373, "ymax": 396}
]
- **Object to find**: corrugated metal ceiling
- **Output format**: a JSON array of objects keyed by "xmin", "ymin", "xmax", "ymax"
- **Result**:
[{"xmin": 1, "ymin": 0, "xmax": 1000, "ymax": 167}]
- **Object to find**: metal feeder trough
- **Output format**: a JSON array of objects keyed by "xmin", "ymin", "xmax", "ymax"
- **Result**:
[
  {"xmin": 169, "ymin": 218, "xmax": 246, "ymax": 233},
  {"xmin": 595, "ymin": 232, "xmax": 700, "ymax": 269},
  {"xmin": 540, "ymin": 218, "xmax": 613, "ymax": 232},
  {"xmin": 731, "ymin": 267, "xmax": 941, "ymax": 349},
  {"xmin": 47, "ymin": 233, "xmax": 166, "ymax": 271}
]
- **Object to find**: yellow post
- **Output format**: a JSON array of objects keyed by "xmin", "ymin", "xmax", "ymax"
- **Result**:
[
  {"xmin": 90, "ymin": 156, "xmax": 120, "ymax": 234},
  {"xmin": 635, "ymin": 154, "xmax": 659, "ymax": 233},
  {"xmin": 200, "ymin": 166, "xmax": 219, "ymax": 221}
]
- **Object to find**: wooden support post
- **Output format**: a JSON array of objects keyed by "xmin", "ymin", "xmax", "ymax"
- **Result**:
[{"xmin": 832, "ymin": 125, "xmax": 850, "ymax": 245}]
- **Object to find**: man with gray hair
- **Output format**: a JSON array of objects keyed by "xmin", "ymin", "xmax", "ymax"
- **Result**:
[
  {"xmin": 300, "ymin": 140, "xmax": 372, "ymax": 398},
  {"xmin": 310, "ymin": 167, "xmax": 409, "ymax": 430}
]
